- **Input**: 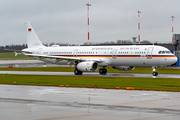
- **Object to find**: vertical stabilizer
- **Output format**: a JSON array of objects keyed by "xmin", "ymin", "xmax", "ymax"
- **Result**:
[{"xmin": 24, "ymin": 21, "xmax": 44, "ymax": 48}]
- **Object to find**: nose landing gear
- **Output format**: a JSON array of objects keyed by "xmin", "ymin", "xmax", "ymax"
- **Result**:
[{"xmin": 152, "ymin": 66, "xmax": 158, "ymax": 76}]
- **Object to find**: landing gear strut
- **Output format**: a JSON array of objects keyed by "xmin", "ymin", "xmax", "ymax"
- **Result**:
[
  {"xmin": 152, "ymin": 66, "xmax": 158, "ymax": 76},
  {"xmin": 99, "ymin": 67, "xmax": 107, "ymax": 74}
]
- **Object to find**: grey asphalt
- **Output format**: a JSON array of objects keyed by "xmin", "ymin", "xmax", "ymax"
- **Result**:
[{"xmin": 0, "ymin": 85, "xmax": 180, "ymax": 120}]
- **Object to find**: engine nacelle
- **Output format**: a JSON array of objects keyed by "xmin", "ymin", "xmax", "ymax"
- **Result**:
[
  {"xmin": 112, "ymin": 66, "xmax": 135, "ymax": 71},
  {"xmin": 77, "ymin": 61, "xmax": 98, "ymax": 72}
]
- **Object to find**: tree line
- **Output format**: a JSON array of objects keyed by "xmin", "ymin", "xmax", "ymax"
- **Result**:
[
  {"xmin": 0, "ymin": 44, "xmax": 27, "ymax": 53},
  {"xmin": 0, "ymin": 40, "xmax": 151, "ymax": 52}
]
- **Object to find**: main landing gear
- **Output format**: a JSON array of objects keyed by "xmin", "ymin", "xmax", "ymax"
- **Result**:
[
  {"xmin": 99, "ymin": 67, "xmax": 107, "ymax": 74},
  {"xmin": 74, "ymin": 68, "xmax": 83, "ymax": 75},
  {"xmin": 74, "ymin": 61, "xmax": 83, "ymax": 75},
  {"xmin": 152, "ymin": 66, "xmax": 158, "ymax": 76}
]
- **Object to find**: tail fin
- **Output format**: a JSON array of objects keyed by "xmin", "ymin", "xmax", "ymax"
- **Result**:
[{"xmin": 24, "ymin": 21, "xmax": 45, "ymax": 48}]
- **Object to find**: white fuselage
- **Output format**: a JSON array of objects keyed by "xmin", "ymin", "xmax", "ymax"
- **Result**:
[{"xmin": 24, "ymin": 45, "xmax": 177, "ymax": 67}]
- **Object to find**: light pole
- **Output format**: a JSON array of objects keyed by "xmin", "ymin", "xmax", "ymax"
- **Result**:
[
  {"xmin": 86, "ymin": 3, "xmax": 91, "ymax": 45},
  {"xmin": 137, "ymin": 10, "xmax": 141, "ymax": 43}
]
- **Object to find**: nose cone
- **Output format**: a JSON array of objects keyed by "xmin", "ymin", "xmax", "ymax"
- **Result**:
[{"xmin": 172, "ymin": 56, "xmax": 178, "ymax": 64}]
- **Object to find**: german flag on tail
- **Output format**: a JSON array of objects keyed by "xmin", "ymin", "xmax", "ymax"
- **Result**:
[{"xmin": 28, "ymin": 28, "xmax": 31, "ymax": 32}]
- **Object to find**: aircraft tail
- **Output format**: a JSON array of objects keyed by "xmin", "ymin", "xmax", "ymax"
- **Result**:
[{"xmin": 24, "ymin": 21, "xmax": 45, "ymax": 48}]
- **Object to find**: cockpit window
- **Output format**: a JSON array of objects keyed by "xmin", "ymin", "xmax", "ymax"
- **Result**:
[{"xmin": 158, "ymin": 50, "xmax": 171, "ymax": 54}]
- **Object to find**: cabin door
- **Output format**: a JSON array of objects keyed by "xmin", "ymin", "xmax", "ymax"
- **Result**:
[
  {"xmin": 73, "ymin": 49, "xmax": 78, "ymax": 57},
  {"xmin": 112, "ymin": 49, "xmax": 117, "ymax": 59},
  {"xmin": 147, "ymin": 47, "xmax": 153, "ymax": 59},
  {"xmin": 37, "ymin": 48, "xmax": 42, "ymax": 54}
]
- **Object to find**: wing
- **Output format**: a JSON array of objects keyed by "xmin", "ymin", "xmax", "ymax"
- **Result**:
[{"xmin": 25, "ymin": 54, "xmax": 102, "ymax": 64}]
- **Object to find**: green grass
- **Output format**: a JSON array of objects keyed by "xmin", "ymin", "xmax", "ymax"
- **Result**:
[
  {"xmin": 0, "ymin": 74, "xmax": 180, "ymax": 92},
  {"xmin": 0, "ymin": 52, "xmax": 33, "ymax": 60}
]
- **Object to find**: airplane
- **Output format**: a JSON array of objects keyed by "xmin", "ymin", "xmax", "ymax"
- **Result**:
[{"xmin": 21, "ymin": 21, "xmax": 177, "ymax": 76}]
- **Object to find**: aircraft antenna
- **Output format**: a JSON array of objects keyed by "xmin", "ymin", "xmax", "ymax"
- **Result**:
[
  {"xmin": 86, "ymin": 2, "xmax": 91, "ymax": 45},
  {"xmin": 137, "ymin": 10, "xmax": 141, "ymax": 43},
  {"xmin": 171, "ymin": 16, "xmax": 175, "ymax": 43}
]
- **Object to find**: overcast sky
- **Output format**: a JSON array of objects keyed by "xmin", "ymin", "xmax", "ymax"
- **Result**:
[{"xmin": 0, "ymin": 0, "xmax": 180, "ymax": 46}]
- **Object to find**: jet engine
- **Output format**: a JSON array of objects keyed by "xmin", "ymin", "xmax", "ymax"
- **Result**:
[
  {"xmin": 77, "ymin": 61, "xmax": 98, "ymax": 72},
  {"xmin": 112, "ymin": 66, "xmax": 135, "ymax": 71}
]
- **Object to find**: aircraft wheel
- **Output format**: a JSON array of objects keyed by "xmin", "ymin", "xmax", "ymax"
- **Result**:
[
  {"xmin": 152, "ymin": 72, "xmax": 158, "ymax": 76},
  {"xmin": 79, "ymin": 71, "xmax": 83, "ymax": 75},
  {"xmin": 99, "ymin": 68, "xmax": 103, "ymax": 74},
  {"xmin": 103, "ymin": 69, "xmax": 107, "ymax": 74},
  {"xmin": 74, "ymin": 69, "xmax": 79, "ymax": 75},
  {"xmin": 74, "ymin": 69, "xmax": 83, "ymax": 75},
  {"xmin": 99, "ymin": 68, "xmax": 107, "ymax": 74}
]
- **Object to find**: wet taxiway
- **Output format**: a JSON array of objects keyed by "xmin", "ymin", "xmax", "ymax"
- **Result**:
[
  {"xmin": 0, "ymin": 85, "xmax": 180, "ymax": 120},
  {"xmin": 0, "ymin": 60, "xmax": 179, "ymax": 78},
  {"xmin": 0, "ymin": 71, "xmax": 180, "ymax": 78}
]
